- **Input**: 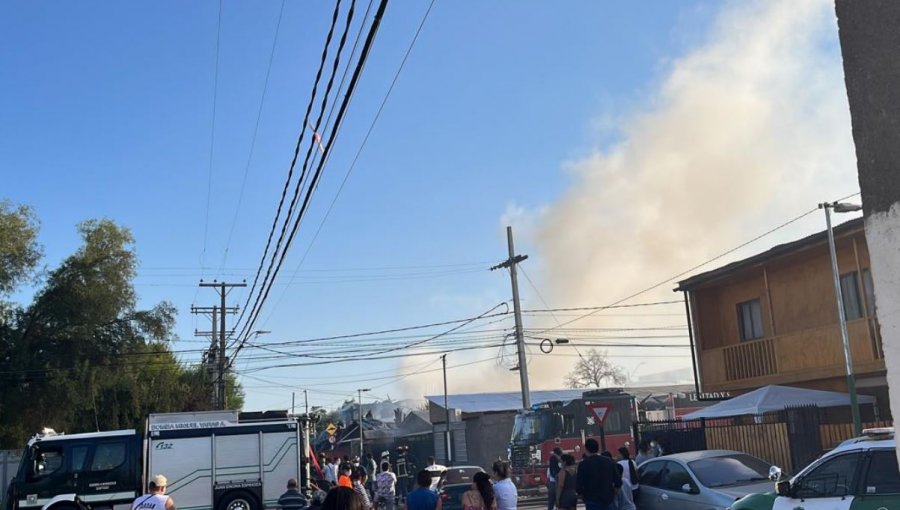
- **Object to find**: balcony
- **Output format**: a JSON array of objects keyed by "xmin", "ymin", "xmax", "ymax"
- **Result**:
[{"xmin": 700, "ymin": 318, "xmax": 884, "ymax": 391}]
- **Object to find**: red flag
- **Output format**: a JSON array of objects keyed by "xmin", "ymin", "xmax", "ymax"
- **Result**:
[{"xmin": 310, "ymin": 446, "xmax": 323, "ymax": 478}]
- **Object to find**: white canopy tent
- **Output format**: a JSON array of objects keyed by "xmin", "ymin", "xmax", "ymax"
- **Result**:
[{"xmin": 682, "ymin": 385, "xmax": 876, "ymax": 420}]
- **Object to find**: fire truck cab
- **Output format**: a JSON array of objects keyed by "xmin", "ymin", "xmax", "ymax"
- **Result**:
[{"xmin": 508, "ymin": 389, "xmax": 636, "ymax": 492}]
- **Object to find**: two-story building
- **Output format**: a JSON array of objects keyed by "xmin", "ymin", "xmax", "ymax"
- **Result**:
[{"xmin": 676, "ymin": 217, "xmax": 890, "ymax": 415}]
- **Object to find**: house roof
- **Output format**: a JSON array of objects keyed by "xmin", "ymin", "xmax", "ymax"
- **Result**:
[
  {"xmin": 425, "ymin": 386, "xmax": 696, "ymax": 414},
  {"xmin": 425, "ymin": 389, "xmax": 586, "ymax": 413},
  {"xmin": 675, "ymin": 216, "xmax": 864, "ymax": 292}
]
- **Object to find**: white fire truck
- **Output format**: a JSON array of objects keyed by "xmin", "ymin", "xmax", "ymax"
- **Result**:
[{"xmin": 4, "ymin": 411, "xmax": 302, "ymax": 510}]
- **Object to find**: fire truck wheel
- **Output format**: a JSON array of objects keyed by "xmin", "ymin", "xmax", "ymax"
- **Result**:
[{"xmin": 218, "ymin": 491, "xmax": 259, "ymax": 510}]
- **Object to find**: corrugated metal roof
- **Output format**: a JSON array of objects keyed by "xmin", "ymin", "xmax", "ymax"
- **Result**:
[
  {"xmin": 425, "ymin": 385, "xmax": 698, "ymax": 414},
  {"xmin": 425, "ymin": 389, "xmax": 585, "ymax": 413}
]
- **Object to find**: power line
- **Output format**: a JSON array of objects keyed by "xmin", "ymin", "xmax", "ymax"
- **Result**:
[
  {"xmin": 522, "ymin": 301, "xmax": 681, "ymax": 313},
  {"xmin": 237, "ymin": 302, "xmax": 507, "ymax": 365},
  {"xmin": 200, "ymin": 0, "xmax": 224, "ymax": 280},
  {"xmin": 233, "ymin": 0, "xmax": 399, "ymax": 360},
  {"xmin": 232, "ymin": 0, "xmax": 349, "ymax": 339},
  {"xmin": 239, "ymin": 309, "xmax": 510, "ymax": 348},
  {"xmin": 238, "ymin": 342, "xmax": 507, "ymax": 373},
  {"xmin": 219, "ymin": 0, "xmax": 287, "ymax": 271},
  {"xmin": 234, "ymin": 0, "xmax": 363, "ymax": 348},
  {"xmin": 262, "ymin": 0, "xmax": 438, "ymax": 326},
  {"xmin": 237, "ymin": 338, "xmax": 508, "ymax": 363},
  {"xmin": 141, "ymin": 261, "xmax": 492, "ymax": 272},
  {"xmin": 138, "ymin": 266, "xmax": 486, "ymax": 284},
  {"xmin": 519, "ymin": 264, "xmax": 588, "ymax": 362}
]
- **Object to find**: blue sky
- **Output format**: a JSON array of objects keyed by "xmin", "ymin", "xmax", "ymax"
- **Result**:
[{"xmin": 1, "ymin": 1, "xmax": 858, "ymax": 412}]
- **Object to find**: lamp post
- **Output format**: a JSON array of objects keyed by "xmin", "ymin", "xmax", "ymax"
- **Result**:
[
  {"xmin": 357, "ymin": 388, "xmax": 370, "ymax": 458},
  {"xmin": 820, "ymin": 201, "xmax": 863, "ymax": 436}
]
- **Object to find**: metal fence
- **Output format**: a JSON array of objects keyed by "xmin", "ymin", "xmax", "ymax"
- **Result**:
[{"xmin": 633, "ymin": 406, "xmax": 891, "ymax": 474}]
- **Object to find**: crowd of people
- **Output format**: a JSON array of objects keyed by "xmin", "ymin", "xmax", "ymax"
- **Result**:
[
  {"xmin": 545, "ymin": 438, "xmax": 667, "ymax": 510},
  {"xmin": 134, "ymin": 438, "xmax": 668, "ymax": 510}
]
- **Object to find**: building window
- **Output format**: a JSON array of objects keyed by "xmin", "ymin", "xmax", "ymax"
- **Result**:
[
  {"xmin": 862, "ymin": 268, "xmax": 876, "ymax": 317},
  {"xmin": 737, "ymin": 299, "xmax": 764, "ymax": 341},
  {"xmin": 840, "ymin": 272, "xmax": 864, "ymax": 321}
]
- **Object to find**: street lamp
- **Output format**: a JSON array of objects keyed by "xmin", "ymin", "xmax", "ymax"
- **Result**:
[
  {"xmin": 357, "ymin": 388, "xmax": 371, "ymax": 458},
  {"xmin": 819, "ymin": 201, "xmax": 863, "ymax": 435}
]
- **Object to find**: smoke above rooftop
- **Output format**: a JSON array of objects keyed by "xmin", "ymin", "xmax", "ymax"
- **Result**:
[{"xmin": 403, "ymin": 0, "xmax": 859, "ymax": 398}]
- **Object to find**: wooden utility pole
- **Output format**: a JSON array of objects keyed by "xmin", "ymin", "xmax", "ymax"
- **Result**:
[
  {"xmin": 198, "ymin": 280, "xmax": 246, "ymax": 409},
  {"xmin": 491, "ymin": 226, "xmax": 531, "ymax": 409},
  {"xmin": 191, "ymin": 305, "xmax": 236, "ymax": 406}
]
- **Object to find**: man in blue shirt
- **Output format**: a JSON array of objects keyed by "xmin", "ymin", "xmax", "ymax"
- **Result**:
[{"xmin": 407, "ymin": 470, "xmax": 442, "ymax": 510}]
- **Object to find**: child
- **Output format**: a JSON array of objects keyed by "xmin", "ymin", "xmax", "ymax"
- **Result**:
[{"xmin": 406, "ymin": 470, "xmax": 442, "ymax": 510}]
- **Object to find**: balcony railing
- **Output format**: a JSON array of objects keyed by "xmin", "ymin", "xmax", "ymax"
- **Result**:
[
  {"xmin": 724, "ymin": 337, "xmax": 777, "ymax": 381},
  {"xmin": 701, "ymin": 319, "xmax": 884, "ymax": 388}
]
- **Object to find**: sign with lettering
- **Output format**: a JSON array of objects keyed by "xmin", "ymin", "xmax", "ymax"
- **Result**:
[
  {"xmin": 689, "ymin": 392, "xmax": 731, "ymax": 401},
  {"xmin": 148, "ymin": 420, "xmax": 230, "ymax": 432}
]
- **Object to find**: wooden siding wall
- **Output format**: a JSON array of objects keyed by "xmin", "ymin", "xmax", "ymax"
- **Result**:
[
  {"xmin": 819, "ymin": 421, "xmax": 893, "ymax": 450},
  {"xmin": 705, "ymin": 423, "xmax": 792, "ymax": 472},
  {"xmin": 694, "ymin": 231, "xmax": 884, "ymax": 391},
  {"xmin": 703, "ymin": 420, "xmax": 894, "ymax": 474}
]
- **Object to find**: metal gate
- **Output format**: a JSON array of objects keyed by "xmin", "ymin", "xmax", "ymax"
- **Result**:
[
  {"xmin": 633, "ymin": 419, "xmax": 707, "ymax": 454},
  {"xmin": 786, "ymin": 405, "xmax": 822, "ymax": 472}
]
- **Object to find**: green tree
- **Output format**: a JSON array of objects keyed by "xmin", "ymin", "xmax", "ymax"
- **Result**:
[
  {"xmin": 0, "ymin": 215, "xmax": 243, "ymax": 447},
  {"xmin": 0, "ymin": 201, "xmax": 41, "ymax": 295}
]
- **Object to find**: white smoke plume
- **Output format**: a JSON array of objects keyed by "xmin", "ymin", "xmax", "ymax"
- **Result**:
[{"xmin": 402, "ymin": 0, "xmax": 859, "ymax": 398}]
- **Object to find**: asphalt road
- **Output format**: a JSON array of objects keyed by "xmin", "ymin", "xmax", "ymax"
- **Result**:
[{"xmin": 519, "ymin": 496, "xmax": 550, "ymax": 509}]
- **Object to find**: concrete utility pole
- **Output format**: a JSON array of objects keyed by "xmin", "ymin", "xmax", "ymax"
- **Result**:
[
  {"xmin": 357, "ymin": 388, "xmax": 370, "ymax": 457},
  {"xmin": 442, "ymin": 354, "xmax": 452, "ymax": 465},
  {"xmin": 297, "ymin": 412, "xmax": 319, "ymax": 497},
  {"xmin": 491, "ymin": 226, "xmax": 532, "ymax": 410},
  {"xmin": 199, "ymin": 280, "xmax": 246, "ymax": 410}
]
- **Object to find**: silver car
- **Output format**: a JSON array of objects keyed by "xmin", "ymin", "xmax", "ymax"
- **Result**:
[{"xmin": 637, "ymin": 450, "xmax": 775, "ymax": 510}]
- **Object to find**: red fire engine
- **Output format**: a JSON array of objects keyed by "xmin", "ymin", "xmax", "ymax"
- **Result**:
[{"xmin": 508, "ymin": 389, "xmax": 637, "ymax": 492}]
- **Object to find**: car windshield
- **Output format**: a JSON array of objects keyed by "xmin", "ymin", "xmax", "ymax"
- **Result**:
[{"xmin": 688, "ymin": 454, "xmax": 771, "ymax": 488}]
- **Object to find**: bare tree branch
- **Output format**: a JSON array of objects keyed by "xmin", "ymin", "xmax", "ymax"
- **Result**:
[{"xmin": 563, "ymin": 348, "xmax": 626, "ymax": 388}]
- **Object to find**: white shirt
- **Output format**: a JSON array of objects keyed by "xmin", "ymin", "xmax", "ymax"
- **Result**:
[
  {"xmin": 132, "ymin": 494, "xmax": 169, "ymax": 510},
  {"xmin": 324, "ymin": 464, "xmax": 337, "ymax": 483},
  {"xmin": 493, "ymin": 478, "xmax": 517, "ymax": 510},
  {"xmin": 616, "ymin": 478, "xmax": 635, "ymax": 510},
  {"xmin": 618, "ymin": 460, "xmax": 639, "ymax": 489}
]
